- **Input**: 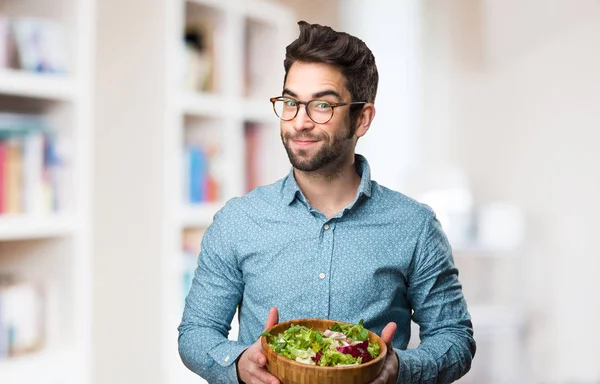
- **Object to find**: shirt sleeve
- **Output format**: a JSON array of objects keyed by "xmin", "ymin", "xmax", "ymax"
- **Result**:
[
  {"xmin": 177, "ymin": 208, "xmax": 249, "ymax": 384},
  {"xmin": 397, "ymin": 213, "xmax": 476, "ymax": 383}
]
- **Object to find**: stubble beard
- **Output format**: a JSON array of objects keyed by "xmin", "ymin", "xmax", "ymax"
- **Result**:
[{"xmin": 281, "ymin": 126, "xmax": 355, "ymax": 173}]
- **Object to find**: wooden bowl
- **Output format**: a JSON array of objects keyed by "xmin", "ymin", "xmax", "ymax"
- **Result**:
[{"xmin": 261, "ymin": 318, "xmax": 387, "ymax": 384}]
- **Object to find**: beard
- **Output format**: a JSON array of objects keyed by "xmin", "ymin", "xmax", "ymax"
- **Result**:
[{"xmin": 281, "ymin": 125, "xmax": 355, "ymax": 173}]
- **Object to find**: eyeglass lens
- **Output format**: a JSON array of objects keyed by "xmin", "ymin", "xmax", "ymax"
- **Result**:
[{"xmin": 273, "ymin": 98, "xmax": 333, "ymax": 124}]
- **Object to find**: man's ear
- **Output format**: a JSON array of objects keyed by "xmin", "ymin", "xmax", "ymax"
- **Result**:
[{"xmin": 355, "ymin": 103, "xmax": 376, "ymax": 138}]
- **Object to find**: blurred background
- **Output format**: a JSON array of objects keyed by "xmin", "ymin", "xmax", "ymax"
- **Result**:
[{"xmin": 0, "ymin": 0, "xmax": 599, "ymax": 383}]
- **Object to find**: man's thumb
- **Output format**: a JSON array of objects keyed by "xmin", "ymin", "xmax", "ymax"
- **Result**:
[
  {"xmin": 380, "ymin": 322, "xmax": 397, "ymax": 351},
  {"xmin": 264, "ymin": 307, "xmax": 279, "ymax": 331}
]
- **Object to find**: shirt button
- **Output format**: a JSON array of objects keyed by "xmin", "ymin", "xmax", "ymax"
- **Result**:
[
  {"xmin": 224, "ymin": 355, "xmax": 230, "ymax": 363},
  {"xmin": 323, "ymin": 224, "xmax": 330, "ymax": 230},
  {"xmin": 319, "ymin": 273, "xmax": 326, "ymax": 279}
]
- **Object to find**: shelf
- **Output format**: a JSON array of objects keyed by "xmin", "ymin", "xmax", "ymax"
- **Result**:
[
  {"xmin": 185, "ymin": 0, "xmax": 230, "ymax": 12},
  {"xmin": 181, "ymin": 94, "xmax": 277, "ymax": 122},
  {"xmin": 0, "ymin": 347, "xmax": 81, "ymax": 384},
  {"xmin": 0, "ymin": 214, "xmax": 77, "ymax": 241},
  {"xmin": 180, "ymin": 92, "xmax": 228, "ymax": 117},
  {"xmin": 0, "ymin": 69, "xmax": 77, "ymax": 101},
  {"xmin": 242, "ymin": 97, "xmax": 276, "ymax": 122},
  {"xmin": 179, "ymin": 203, "xmax": 223, "ymax": 228}
]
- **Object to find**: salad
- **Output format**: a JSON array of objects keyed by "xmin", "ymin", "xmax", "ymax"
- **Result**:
[{"xmin": 261, "ymin": 319, "xmax": 381, "ymax": 366}]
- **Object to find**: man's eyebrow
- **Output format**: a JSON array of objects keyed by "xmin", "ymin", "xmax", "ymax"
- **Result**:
[
  {"xmin": 282, "ymin": 88, "xmax": 297, "ymax": 98},
  {"xmin": 282, "ymin": 88, "xmax": 342, "ymax": 100},
  {"xmin": 313, "ymin": 90, "xmax": 342, "ymax": 100}
]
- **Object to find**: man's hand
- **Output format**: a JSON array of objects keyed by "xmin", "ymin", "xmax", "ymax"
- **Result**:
[
  {"xmin": 369, "ymin": 322, "xmax": 399, "ymax": 384},
  {"xmin": 236, "ymin": 307, "xmax": 281, "ymax": 384}
]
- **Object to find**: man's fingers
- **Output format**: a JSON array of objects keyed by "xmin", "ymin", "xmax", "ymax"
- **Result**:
[
  {"xmin": 247, "ymin": 345, "xmax": 267, "ymax": 366},
  {"xmin": 250, "ymin": 365, "xmax": 279, "ymax": 384},
  {"xmin": 380, "ymin": 322, "xmax": 397, "ymax": 349},
  {"xmin": 264, "ymin": 307, "xmax": 279, "ymax": 331}
]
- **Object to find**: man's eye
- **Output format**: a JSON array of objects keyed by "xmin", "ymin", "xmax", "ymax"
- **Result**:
[
  {"xmin": 314, "ymin": 101, "xmax": 331, "ymax": 109},
  {"xmin": 284, "ymin": 99, "xmax": 297, "ymax": 107}
]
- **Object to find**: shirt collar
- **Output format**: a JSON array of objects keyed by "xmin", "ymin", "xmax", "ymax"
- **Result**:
[{"xmin": 282, "ymin": 154, "xmax": 373, "ymax": 206}]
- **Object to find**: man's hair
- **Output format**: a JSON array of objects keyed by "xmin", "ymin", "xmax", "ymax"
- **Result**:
[{"xmin": 283, "ymin": 21, "xmax": 378, "ymax": 129}]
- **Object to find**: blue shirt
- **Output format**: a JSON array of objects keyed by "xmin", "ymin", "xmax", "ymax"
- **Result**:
[{"xmin": 178, "ymin": 155, "xmax": 475, "ymax": 383}]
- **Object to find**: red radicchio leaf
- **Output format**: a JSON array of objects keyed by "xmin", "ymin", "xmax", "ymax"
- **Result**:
[
  {"xmin": 312, "ymin": 350, "xmax": 323, "ymax": 363},
  {"xmin": 336, "ymin": 340, "xmax": 372, "ymax": 361}
]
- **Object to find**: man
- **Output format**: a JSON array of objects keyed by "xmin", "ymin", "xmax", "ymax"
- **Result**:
[{"xmin": 179, "ymin": 21, "xmax": 475, "ymax": 384}]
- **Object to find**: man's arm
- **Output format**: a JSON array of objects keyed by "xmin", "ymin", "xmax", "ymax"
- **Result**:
[
  {"xmin": 178, "ymin": 210, "xmax": 249, "ymax": 384},
  {"xmin": 398, "ymin": 214, "xmax": 476, "ymax": 384}
]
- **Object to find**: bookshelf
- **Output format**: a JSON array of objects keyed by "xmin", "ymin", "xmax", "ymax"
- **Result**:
[
  {"xmin": 93, "ymin": 1, "xmax": 295, "ymax": 382},
  {"xmin": 0, "ymin": 0, "xmax": 93, "ymax": 383},
  {"xmin": 164, "ymin": 1, "xmax": 294, "ymax": 382}
]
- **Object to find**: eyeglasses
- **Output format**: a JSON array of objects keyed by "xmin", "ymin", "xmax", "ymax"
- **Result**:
[{"xmin": 269, "ymin": 96, "xmax": 367, "ymax": 124}]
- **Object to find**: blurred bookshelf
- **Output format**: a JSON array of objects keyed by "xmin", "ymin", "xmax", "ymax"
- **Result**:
[
  {"xmin": 163, "ymin": 1, "xmax": 294, "ymax": 383},
  {"xmin": 0, "ymin": 0, "xmax": 93, "ymax": 383}
]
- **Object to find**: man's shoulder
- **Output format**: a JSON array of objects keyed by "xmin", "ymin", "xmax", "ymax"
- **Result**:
[
  {"xmin": 371, "ymin": 181, "xmax": 435, "ymax": 221},
  {"xmin": 216, "ymin": 178, "xmax": 286, "ymax": 219}
]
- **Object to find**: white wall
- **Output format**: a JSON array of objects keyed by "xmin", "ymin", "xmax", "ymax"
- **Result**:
[
  {"xmin": 422, "ymin": 1, "xmax": 600, "ymax": 382},
  {"xmin": 336, "ymin": 0, "xmax": 600, "ymax": 382},
  {"xmin": 339, "ymin": 0, "xmax": 422, "ymax": 191}
]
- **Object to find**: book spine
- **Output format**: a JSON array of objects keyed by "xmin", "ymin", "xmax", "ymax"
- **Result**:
[
  {"xmin": 188, "ymin": 146, "xmax": 208, "ymax": 204},
  {"xmin": 0, "ymin": 141, "xmax": 6, "ymax": 214},
  {"xmin": 43, "ymin": 133, "xmax": 60, "ymax": 212},
  {"xmin": 5, "ymin": 138, "xmax": 22, "ymax": 214},
  {"xmin": 22, "ymin": 131, "xmax": 45, "ymax": 214}
]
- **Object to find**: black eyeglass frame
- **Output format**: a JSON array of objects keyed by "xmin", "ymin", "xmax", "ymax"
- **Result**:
[{"xmin": 269, "ymin": 96, "xmax": 367, "ymax": 124}]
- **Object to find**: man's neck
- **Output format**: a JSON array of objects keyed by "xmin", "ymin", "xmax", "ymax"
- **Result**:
[{"xmin": 294, "ymin": 160, "xmax": 362, "ymax": 219}]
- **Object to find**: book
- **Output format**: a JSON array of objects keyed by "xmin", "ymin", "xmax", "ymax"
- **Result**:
[
  {"xmin": 0, "ymin": 141, "xmax": 5, "ymax": 213},
  {"xmin": 187, "ymin": 145, "xmax": 208, "ymax": 204},
  {"xmin": 0, "ymin": 15, "xmax": 9, "ymax": 68},
  {"xmin": 11, "ymin": 17, "xmax": 68, "ymax": 73},
  {"xmin": 4, "ymin": 138, "xmax": 22, "ymax": 214},
  {"xmin": 0, "ymin": 113, "xmax": 61, "ymax": 215},
  {"xmin": 183, "ymin": 18, "xmax": 215, "ymax": 92},
  {"xmin": 22, "ymin": 131, "xmax": 46, "ymax": 214},
  {"xmin": 245, "ymin": 123, "xmax": 260, "ymax": 193},
  {"xmin": 0, "ymin": 278, "xmax": 45, "ymax": 359}
]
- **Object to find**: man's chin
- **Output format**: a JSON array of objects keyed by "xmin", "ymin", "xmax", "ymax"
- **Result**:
[
  {"xmin": 290, "ymin": 160, "xmax": 317, "ymax": 172},
  {"xmin": 288, "ymin": 155, "xmax": 322, "ymax": 172}
]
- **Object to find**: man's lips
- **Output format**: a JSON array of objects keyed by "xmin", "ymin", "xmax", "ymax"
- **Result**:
[{"xmin": 292, "ymin": 139, "xmax": 318, "ymax": 146}]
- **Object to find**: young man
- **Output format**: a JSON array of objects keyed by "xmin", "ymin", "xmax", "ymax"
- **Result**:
[{"xmin": 179, "ymin": 21, "xmax": 475, "ymax": 384}]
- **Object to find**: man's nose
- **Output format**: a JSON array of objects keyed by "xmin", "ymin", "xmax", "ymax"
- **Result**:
[{"xmin": 293, "ymin": 104, "xmax": 314, "ymax": 131}]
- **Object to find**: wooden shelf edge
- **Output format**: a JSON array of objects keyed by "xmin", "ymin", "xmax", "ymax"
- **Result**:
[
  {"xmin": 179, "ymin": 202, "xmax": 224, "ymax": 228},
  {"xmin": 0, "ymin": 346, "xmax": 81, "ymax": 384},
  {"xmin": 0, "ymin": 69, "xmax": 77, "ymax": 101},
  {"xmin": 0, "ymin": 214, "xmax": 77, "ymax": 241}
]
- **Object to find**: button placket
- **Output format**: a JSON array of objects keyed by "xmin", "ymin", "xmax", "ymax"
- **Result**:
[{"xmin": 319, "ymin": 220, "xmax": 335, "ymax": 318}]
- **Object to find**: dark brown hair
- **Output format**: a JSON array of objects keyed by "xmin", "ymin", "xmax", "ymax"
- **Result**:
[{"xmin": 283, "ymin": 21, "xmax": 378, "ymax": 129}]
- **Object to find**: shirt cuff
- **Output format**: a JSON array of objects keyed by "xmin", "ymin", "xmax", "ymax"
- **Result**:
[{"xmin": 208, "ymin": 340, "xmax": 250, "ymax": 382}]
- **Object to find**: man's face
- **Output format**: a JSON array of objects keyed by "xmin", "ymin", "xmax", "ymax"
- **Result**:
[{"xmin": 280, "ymin": 61, "xmax": 356, "ymax": 173}]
